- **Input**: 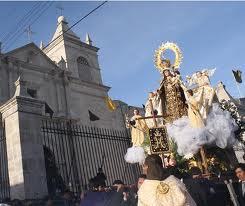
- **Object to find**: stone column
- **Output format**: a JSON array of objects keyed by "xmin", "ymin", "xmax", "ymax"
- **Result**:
[{"xmin": 0, "ymin": 77, "xmax": 48, "ymax": 200}]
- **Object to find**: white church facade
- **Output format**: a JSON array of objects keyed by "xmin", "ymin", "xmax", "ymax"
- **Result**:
[
  {"xmin": 0, "ymin": 16, "xmax": 136, "ymax": 130},
  {"xmin": 0, "ymin": 16, "xmax": 143, "ymax": 200}
]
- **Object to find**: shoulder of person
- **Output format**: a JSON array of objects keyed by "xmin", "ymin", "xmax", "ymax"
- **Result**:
[{"xmin": 156, "ymin": 176, "xmax": 187, "ymax": 206}]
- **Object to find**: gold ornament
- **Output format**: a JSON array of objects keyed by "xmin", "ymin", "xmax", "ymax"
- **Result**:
[
  {"xmin": 154, "ymin": 42, "xmax": 183, "ymax": 73},
  {"xmin": 156, "ymin": 182, "xmax": 170, "ymax": 195}
]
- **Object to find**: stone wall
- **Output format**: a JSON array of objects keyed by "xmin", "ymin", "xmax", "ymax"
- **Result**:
[{"xmin": 0, "ymin": 52, "xmax": 131, "ymax": 130}]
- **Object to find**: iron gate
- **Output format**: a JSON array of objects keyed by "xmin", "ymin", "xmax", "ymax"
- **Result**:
[{"xmin": 41, "ymin": 119, "xmax": 141, "ymax": 195}]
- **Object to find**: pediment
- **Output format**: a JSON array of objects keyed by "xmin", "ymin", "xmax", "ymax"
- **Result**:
[{"xmin": 5, "ymin": 43, "xmax": 58, "ymax": 69}]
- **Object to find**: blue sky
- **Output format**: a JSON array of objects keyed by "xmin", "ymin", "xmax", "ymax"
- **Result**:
[{"xmin": 0, "ymin": 1, "xmax": 245, "ymax": 106}]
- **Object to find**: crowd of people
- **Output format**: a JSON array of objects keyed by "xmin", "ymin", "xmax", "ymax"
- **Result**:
[
  {"xmin": 79, "ymin": 158, "xmax": 245, "ymax": 206},
  {"xmin": 1, "ymin": 157, "xmax": 245, "ymax": 206}
]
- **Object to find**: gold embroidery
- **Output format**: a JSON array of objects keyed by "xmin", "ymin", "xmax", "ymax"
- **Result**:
[
  {"xmin": 157, "ymin": 182, "xmax": 170, "ymax": 194},
  {"xmin": 162, "ymin": 78, "xmax": 187, "ymax": 123},
  {"xmin": 149, "ymin": 127, "xmax": 170, "ymax": 154}
]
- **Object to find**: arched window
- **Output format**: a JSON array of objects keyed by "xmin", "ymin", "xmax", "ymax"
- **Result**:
[
  {"xmin": 77, "ymin": 56, "xmax": 89, "ymax": 66},
  {"xmin": 77, "ymin": 56, "xmax": 92, "ymax": 81}
]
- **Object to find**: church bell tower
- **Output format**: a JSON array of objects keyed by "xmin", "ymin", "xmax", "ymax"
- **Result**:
[{"xmin": 43, "ymin": 16, "xmax": 103, "ymax": 84}]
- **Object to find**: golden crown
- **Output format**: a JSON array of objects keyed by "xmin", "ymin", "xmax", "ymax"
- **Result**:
[{"xmin": 154, "ymin": 42, "xmax": 183, "ymax": 73}]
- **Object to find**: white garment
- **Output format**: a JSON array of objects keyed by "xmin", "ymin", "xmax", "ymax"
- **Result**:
[
  {"xmin": 138, "ymin": 175, "xmax": 196, "ymax": 206},
  {"xmin": 166, "ymin": 103, "xmax": 238, "ymax": 157},
  {"xmin": 145, "ymin": 94, "xmax": 163, "ymax": 128}
]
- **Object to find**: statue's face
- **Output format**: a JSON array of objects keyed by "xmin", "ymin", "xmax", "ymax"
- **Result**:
[
  {"xmin": 134, "ymin": 109, "xmax": 139, "ymax": 115},
  {"xmin": 163, "ymin": 70, "xmax": 171, "ymax": 77},
  {"xmin": 162, "ymin": 60, "xmax": 171, "ymax": 68},
  {"xmin": 197, "ymin": 72, "xmax": 202, "ymax": 78},
  {"xmin": 149, "ymin": 92, "xmax": 154, "ymax": 98}
]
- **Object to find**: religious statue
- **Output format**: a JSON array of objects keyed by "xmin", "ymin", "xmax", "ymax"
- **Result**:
[
  {"xmin": 145, "ymin": 92, "xmax": 163, "ymax": 128},
  {"xmin": 154, "ymin": 42, "xmax": 188, "ymax": 123},
  {"xmin": 157, "ymin": 60, "xmax": 187, "ymax": 123},
  {"xmin": 186, "ymin": 68, "xmax": 216, "ymax": 120},
  {"xmin": 127, "ymin": 109, "xmax": 148, "ymax": 147},
  {"xmin": 184, "ymin": 88, "xmax": 205, "ymax": 128},
  {"xmin": 124, "ymin": 109, "xmax": 148, "ymax": 165}
]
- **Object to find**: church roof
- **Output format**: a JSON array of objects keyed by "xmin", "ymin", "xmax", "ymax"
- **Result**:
[
  {"xmin": 44, "ymin": 16, "xmax": 99, "ymax": 53},
  {"xmin": 51, "ymin": 16, "xmax": 80, "ymax": 42},
  {"xmin": 5, "ymin": 42, "xmax": 59, "ymax": 69}
]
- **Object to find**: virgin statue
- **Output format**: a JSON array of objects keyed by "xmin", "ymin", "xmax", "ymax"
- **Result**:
[{"xmin": 158, "ymin": 59, "xmax": 187, "ymax": 123}]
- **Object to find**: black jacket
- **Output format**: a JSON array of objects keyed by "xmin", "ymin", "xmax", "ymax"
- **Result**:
[
  {"xmin": 234, "ymin": 182, "xmax": 245, "ymax": 206},
  {"xmin": 183, "ymin": 178, "xmax": 209, "ymax": 206}
]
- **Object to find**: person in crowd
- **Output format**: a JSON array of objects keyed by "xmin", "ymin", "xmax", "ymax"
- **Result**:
[
  {"xmin": 88, "ymin": 178, "xmax": 97, "ymax": 191},
  {"xmin": 137, "ymin": 174, "xmax": 146, "ymax": 189},
  {"xmin": 165, "ymin": 154, "xmax": 183, "ymax": 179},
  {"xmin": 185, "ymin": 167, "xmax": 230, "ymax": 206},
  {"xmin": 62, "ymin": 190, "xmax": 74, "ymax": 206},
  {"xmin": 138, "ymin": 154, "xmax": 196, "ymax": 206},
  {"xmin": 80, "ymin": 185, "xmax": 111, "ymax": 206},
  {"xmin": 234, "ymin": 163, "xmax": 245, "ymax": 206},
  {"xmin": 126, "ymin": 174, "xmax": 147, "ymax": 206},
  {"xmin": 95, "ymin": 168, "xmax": 107, "ymax": 187},
  {"xmin": 105, "ymin": 179, "xmax": 132, "ymax": 206},
  {"xmin": 106, "ymin": 180, "xmax": 124, "ymax": 205},
  {"xmin": 183, "ymin": 167, "xmax": 209, "ymax": 206}
]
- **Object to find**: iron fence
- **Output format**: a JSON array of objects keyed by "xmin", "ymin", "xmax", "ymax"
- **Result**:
[
  {"xmin": 41, "ymin": 119, "xmax": 141, "ymax": 196},
  {"xmin": 0, "ymin": 125, "xmax": 10, "ymax": 200}
]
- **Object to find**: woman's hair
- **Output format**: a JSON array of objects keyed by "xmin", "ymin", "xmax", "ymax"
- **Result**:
[{"xmin": 144, "ymin": 154, "xmax": 169, "ymax": 181}]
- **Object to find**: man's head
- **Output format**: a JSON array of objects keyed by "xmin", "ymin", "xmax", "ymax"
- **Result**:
[
  {"xmin": 98, "ymin": 185, "xmax": 104, "ymax": 192},
  {"xmin": 98, "ymin": 168, "xmax": 103, "ymax": 173},
  {"xmin": 133, "ymin": 109, "xmax": 139, "ymax": 115},
  {"xmin": 143, "ymin": 154, "xmax": 163, "ymax": 180},
  {"xmin": 112, "ymin": 179, "xmax": 124, "ymax": 191},
  {"xmin": 235, "ymin": 163, "xmax": 245, "ymax": 181},
  {"xmin": 137, "ymin": 174, "xmax": 146, "ymax": 189}
]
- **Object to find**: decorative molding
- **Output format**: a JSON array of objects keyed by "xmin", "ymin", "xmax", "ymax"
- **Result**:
[{"xmin": 0, "ymin": 96, "xmax": 44, "ymax": 119}]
